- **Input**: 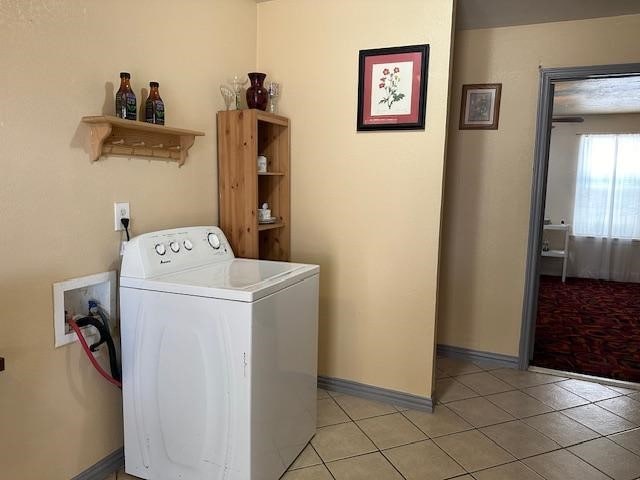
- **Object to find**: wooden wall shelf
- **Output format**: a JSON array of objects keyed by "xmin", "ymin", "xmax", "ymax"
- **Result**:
[{"xmin": 82, "ymin": 115, "xmax": 205, "ymax": 166}]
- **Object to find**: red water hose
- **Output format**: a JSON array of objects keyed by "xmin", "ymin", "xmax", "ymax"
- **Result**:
[{"xmin": 68, "ymin": 318, "xmax": 122, "ymax": 389}]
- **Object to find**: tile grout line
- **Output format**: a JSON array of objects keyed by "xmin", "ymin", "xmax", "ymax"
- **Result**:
[
  {"xmin": 560, "ymin": 403, "xmax": 640, "ymax": 436},
  {"xmin": 331, "ymin": 391, "xmax": 482, "ymax": 480},
  {"xmin": 349, "ymin": 410, "xmax": 409, "ymax": 479},
  {"xmin": 444, "ymin": 373, "xmax": 640, "ymax": 436},
  {"xmin": 553, "ymin": 380, "xmax": 626, "ymax": 402},
  {"xmin": 605, "ymin": 428, "xmax": 640, "ymax": 458},
  {"xmin": 447, "ymin": 361, "xmax": 639, "ymax": 479},
  {"xmin": 562, "ymin": 447, "xmax": 617, "ymax": 480},
  {"xmin": 306, "ymin": 415, "xmax": 338, "ymax": 479},
  {"xmin": 520, "ymin": 410, "xmax": 605, "ymax": 449},
  {"xmin": 440, "ymin": 388, "xmax": 640, "ymax": 452},
  {"xmin": 440, "ymin": 366, "xmax": 611, "ymax": 476},
  {"xmin": 399, "ymin": 407, "xmax": 477, "ymax": 439},
  {"xmin": 466, "ymin": 458, "xmax": 553, "ymax": 478},
  {"xmin": 315, "ymin": 362, "xmax": 640, "ymax": 480},
  {"xmin": 314, "ymin": 393, "xmax": 350, "ymax": 479},
  {"xmin": 438, "ymin": 402, "xmax": 638, "ymax": 442},
  {"xmin": 438, "ymin": 360, "xmax": 640, "ymax": 479},
  {"xmin": 323, "ymin": 390, "xmax": 409, "ymax": 479},
  {"xmin": 392, "ymin": 410, "xmax": 470, "ymax": 476}
]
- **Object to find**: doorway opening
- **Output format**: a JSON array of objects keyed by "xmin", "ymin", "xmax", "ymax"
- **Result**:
[{"xmin": 520, "ymin": 64, "xmax": 640, "ymax": 384}]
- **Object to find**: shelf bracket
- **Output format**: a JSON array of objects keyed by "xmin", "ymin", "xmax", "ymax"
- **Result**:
[
  {"xmin": 87, "ymin": 122, "xmax": 112, "ymax": 162},
  {"xmin": 179, "ymin": 135, "xmax": 196, "ymax": 167}
]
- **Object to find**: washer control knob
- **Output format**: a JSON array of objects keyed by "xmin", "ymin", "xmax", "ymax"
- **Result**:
[
  {"xmin": 207, "ymin": 232, "xmax": 221, "ymax": 249},
  {"xmin": 183, "ymin": 239, "xmax": 193, "ymax": 251},
  {"xmin": 155, "ymin": 243, "xmax": 167, "ymax": 256},
  {"xmin": 170, "ymin": 241, "xmax": 180, "ymax": 253}
]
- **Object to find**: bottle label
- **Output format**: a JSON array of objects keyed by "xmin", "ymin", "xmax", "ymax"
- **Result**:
[
  {"xmin": 115, "ymin": 92, "xmax": 126, "ymax": 119},
  {"xmin": 145, "ymin": 100, "xmax": 165, "ymax": 125},
  {"xmin": 125, "ymin": 93, "xmax": 137, "ymax": 120}
]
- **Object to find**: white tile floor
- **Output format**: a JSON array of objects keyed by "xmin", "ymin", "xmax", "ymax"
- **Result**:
[{"xmin": 106, "ymin": 357, "xmax": 640, "ymax": 480}]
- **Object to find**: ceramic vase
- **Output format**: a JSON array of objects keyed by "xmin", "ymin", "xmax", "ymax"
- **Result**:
[{"xmin": 246, "ymin": 72, "xmax": 269, "ymax": 111}]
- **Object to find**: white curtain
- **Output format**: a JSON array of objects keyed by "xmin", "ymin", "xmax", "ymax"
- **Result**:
[
  {"xmin": 568, "ymin": 237, "xmax": 640, "ymax": 283},
  {"xmin": 570, "ymin": 134, "xmax": 640, "ymax": 282}
]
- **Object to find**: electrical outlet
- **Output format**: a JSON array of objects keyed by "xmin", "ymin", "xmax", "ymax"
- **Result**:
[{"xmin": 114, "ymin": 202, "xmax": 130, "ymax": 231}]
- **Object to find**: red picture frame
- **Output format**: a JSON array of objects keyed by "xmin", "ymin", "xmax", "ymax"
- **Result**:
[{"xmin": 357, "ymin": 44, "xmax": 429, "ymax": 131}]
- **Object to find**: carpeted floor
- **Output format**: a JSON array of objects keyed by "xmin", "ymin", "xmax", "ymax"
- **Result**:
[{"xmin": 532, "ymin": 275, "xmax": 640, "ymax": 383}]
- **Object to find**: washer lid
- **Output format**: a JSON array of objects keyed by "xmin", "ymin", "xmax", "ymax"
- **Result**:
[{"xmin": 120, "ymin": 258, "xmax": 319, "ymax": 302}]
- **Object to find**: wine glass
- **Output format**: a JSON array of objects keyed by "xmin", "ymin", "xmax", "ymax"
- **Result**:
[
  {"xmin": 268, "ymin": 82, "xmax": 280, "ymax": 113},
  {"xmin": 231, "ymin": 75, "xmax": 248, "ymax": 109},
  {"xmin": 220, "ymin": 85, "xmax": 235, "ymax": 110}
]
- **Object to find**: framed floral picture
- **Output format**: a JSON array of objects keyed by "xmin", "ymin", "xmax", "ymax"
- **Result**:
[
  {"xmin": 357, "ymin": 44, "xmax": 429, "ymax": 131},
  {"xmin": 459, "ymin": 83, "xmax": 502, "ymax": 130}
]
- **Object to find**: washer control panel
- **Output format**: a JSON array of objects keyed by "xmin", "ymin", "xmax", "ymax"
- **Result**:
[{"xmin": 121, "ymin": 226, "xmax": 235, "ymax": 278}]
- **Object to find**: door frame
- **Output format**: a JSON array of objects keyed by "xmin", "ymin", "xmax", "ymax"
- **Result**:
[{"xmin": 518, "ymin": 63, "xmax": 640, "ymax": 370}]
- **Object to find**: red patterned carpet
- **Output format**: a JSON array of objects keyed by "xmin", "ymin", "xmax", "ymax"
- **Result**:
[{"xmin": 532, "ymin": 275, "xmax": 640, "ymax": 383}]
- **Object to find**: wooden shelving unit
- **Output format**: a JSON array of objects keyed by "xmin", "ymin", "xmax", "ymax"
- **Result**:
[
  {"xmin": 217, "ymin": 109, "xmax": 290, "ymax": 261},
  {"xmin": 82, "ymin": 115, "xmax": 205, "ymax": 166}
]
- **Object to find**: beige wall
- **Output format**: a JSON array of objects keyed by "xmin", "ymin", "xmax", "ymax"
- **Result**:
[
  {"xmin": 0, "ymin": 1, "xmax": 256, "ymax": 478},
  {"xmin": 257, "ymin": 0, "xmax": 455, "ymax": 397},
  {"xmin": 546, "ymin": 114, "xmax": 640, "ymax": 226},
  {"xmin": 439, "ymin": 14, "xmax": 640, "ymax": 356}
]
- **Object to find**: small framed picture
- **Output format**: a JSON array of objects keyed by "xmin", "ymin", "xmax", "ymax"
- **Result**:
[
  {"xmin": 459, "ymin": 83, "xmax": 502, "ymax": 130},
  {"xmin": 357, "ymin": 44, "xmax": 429, "ymax": 131}
]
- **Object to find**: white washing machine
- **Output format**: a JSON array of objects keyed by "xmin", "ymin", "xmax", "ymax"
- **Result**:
[{"xmin": 120, "ymin": 226, "xmax": 319, "ymax": 480}]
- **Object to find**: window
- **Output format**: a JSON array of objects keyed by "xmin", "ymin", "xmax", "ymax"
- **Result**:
[{"xmin": 573, "ymin": 134, "xmax": 640, "ymax": 239}]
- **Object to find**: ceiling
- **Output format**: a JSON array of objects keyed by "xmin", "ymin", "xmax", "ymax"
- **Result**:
[
  {"xmin": 553, "ymin": 77, "xmax": 640, "ymax": 115},
  {"xmin": 457, "ymin": 0, "xmax": 640, "ymax": 30},
  {"xmin": 256, "ymin": 0, "xmax": 640, "ymax": 30}
]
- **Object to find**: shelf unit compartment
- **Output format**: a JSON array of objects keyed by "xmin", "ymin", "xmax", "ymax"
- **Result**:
[
  {"xmin": 259, "ymin": 227, "xmax": 288, "ymax": 260},
  {"xmin": 82, "ymin": 115, "xmax": 204, "ymax": 166},
  {"xmin": 258, "ymin": 174, "xmax": 285, "ymax": 219},
  {"xmin": 258, "ymin": 119, "xmax": 289, "ymax": 174}
]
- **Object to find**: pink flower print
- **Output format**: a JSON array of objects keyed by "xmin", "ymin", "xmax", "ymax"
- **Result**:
[{"xmin": 378, "ymin": 65, "xmax": 405, "ymax": 109}]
